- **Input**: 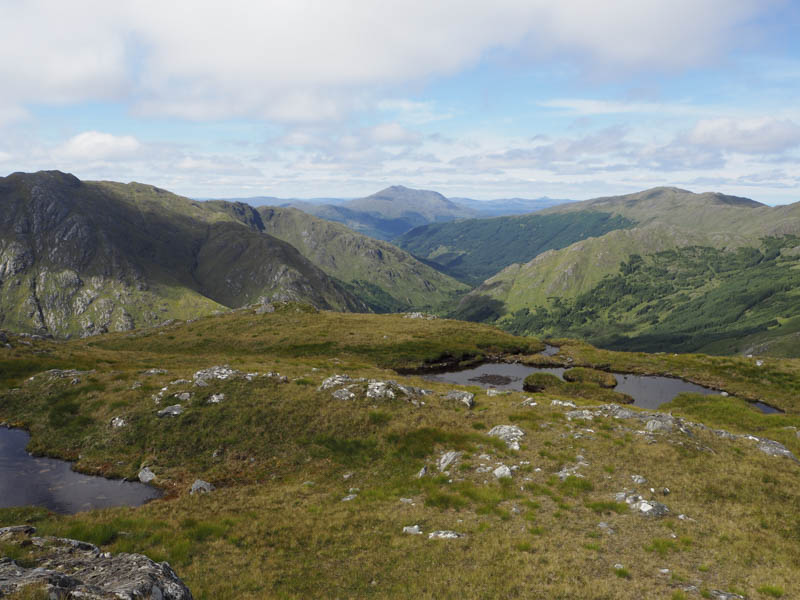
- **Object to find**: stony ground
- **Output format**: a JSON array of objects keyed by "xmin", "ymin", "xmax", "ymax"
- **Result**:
[{"xmin": 0, "ymin": 305, "xmax": 798, "ymax": 599}]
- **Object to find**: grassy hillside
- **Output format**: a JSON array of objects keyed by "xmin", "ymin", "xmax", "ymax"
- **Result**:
[
  {"xmin": 0, "ymin": 171, "xmax": 365, "ymax": 337},
  {"xmin": 1, "ymin": 309, "xmax": 799, "ymax": 598},
  {"xmin": 455, "ymin": 188, "xmax": 800, "ymax": 356},
  {"xmin": 396, "ymin": 210, "xmax": 634, "ymax": 285},
  {"xmin": 255, "ymin": 206, "xmax": 469, "ymax": 313},
  {"xmin": 503, "ymin": 237, "xmax": 800, "ymax": 356}
]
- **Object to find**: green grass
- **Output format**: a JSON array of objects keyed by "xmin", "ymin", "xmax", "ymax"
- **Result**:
[{"xmin": 0, "ymin": 309, "xmax": 799, "ymax": 599}]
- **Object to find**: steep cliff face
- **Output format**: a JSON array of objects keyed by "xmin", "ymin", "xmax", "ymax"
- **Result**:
[{"xmin": 0, "ymin": 171, "xmax": 365, "ymax": 337}]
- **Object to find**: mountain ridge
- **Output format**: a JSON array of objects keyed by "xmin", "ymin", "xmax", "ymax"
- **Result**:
[{"xmin": 0, "ymin": 171, "xmax": 366, "ymax": 337}]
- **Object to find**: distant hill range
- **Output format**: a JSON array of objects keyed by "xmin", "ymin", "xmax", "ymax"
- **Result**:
[
  {"xmin": 451, "ymin": 187, "xmax": 800, "ymax": 356},
  {"xmin": 210, "ymin": 186, "xmax": 569, "ymax": 240},
  {"xmin": 0, "ymin": 172, "xmax": 462, "ymax": 337}
]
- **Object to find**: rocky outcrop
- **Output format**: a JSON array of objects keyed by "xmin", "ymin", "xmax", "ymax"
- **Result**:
[
  {"xmin": 0, "ymin": 526, "xmax": 193, "ymax": 599},
  {"xmin": 563, "ymin": 403, "xmax": 799, "ymax": 462},
  {"xmin": 487, "ymin": 425, "xmax": 525, "ymax": 450},
  {"xmin": 0, "ymin": 171, "xmax": 366, "ymax": 338}
]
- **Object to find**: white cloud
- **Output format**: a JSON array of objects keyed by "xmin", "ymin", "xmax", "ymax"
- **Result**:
[
  {"xmin": 368, "ymin": 123, "xmax": 421, "ymax": 145},
  {"xmin": 687, "ymin": 118, "xmax": 800, "ymax": 154},
  {"xmin": 0, "ymin": 1, "xmax": 770, "ymax": 122},
  {"xmin": 57, "ymin": 131, "xmax": 142, "ymax": 161}
]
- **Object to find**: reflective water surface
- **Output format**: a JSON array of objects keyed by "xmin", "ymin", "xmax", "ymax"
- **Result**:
[
  {"xmin": 0, "ymin": 427, "xmax": 160, "ymax": 513},
  {"xmin": 423, "ymin": 362, "xmax": 779, "ymax": 413}
]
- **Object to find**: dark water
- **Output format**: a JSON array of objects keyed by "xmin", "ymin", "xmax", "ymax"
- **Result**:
[
  {"xmin": 423, "ymin": 362, "xmax": 779, "ymax": 413},
  {"xmin": 540, "ymin": 344, "xmax": 560, "ymax": 357},
  {"xmin": 0, "ymin": 427, "xmax": 160, "ymax": 514}
]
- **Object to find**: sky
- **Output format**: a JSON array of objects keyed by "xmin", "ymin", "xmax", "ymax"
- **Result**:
[{"xmin": 1, "ymin": 0, "xmax": 800, "ymax": 204}]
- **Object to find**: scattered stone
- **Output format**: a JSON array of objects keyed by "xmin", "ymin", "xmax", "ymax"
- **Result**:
[
  {"xmin": 110, "ymin": 416, "xmax": 127, "ymax": 429},
  {"xmin": 138, "ymin": 467, "xmax": 156, "ymax": 484},
  {"xmin": 658, "ymin": 568, "xmax": 670, "ymax": 575},
  {"xmin": 562, "ymin": 404, "xmax": 799, "ymax": 462},
  {"xmin": 367, "ymin": 380, "xmax": 430, "ymax": 401},
  {"xmin": 348, "ymin": 487, "xmax": 360, "ymax": 494},
  {"xmin": 417, "ymin": 466, "xmax": 428, "ymax": 478},
  {"xmin": 631, "ymin": 474, "xmax": 647, "ymax": 485},
  {"xmin": 143, "ymin": 368, "xmax": 167, "ymax": 376},
  {"xmin": 207, "ymin": 393, "xmax": 225, "ymax": 404},
  {"xmin": 403, "ymin": 312, "xmax": 437, "ymax": 320},
  {"xmin": 521, "ymin": 397, "xmax": 538, "ymax": 407},
  {"xmin": 487, "ymin": 424, "xmax": 525, "ymax": 450},
  {"xmin": 662, "ymin": 488, "xmax": 670, "ymax": 495},
  {"xmin": 193, "ymin": 365, "xmax": 241, "ymax": 385},
  {"xmin": 445, "ymin": 390, "xmax": 475, "ymax": 409},
  {"xmin": 190, "ymin": 480, "xmax": 214, "ymax": 495},
  {"xmin": 319, "ymin": 374, "xmax": 361, "ymax": 390},
  {"xmin": 170, "ymin": 379, "xmax": 191, "ymax": 385},
  {"xmin": 332, "ymin": 387, "xmax": 356, "ymax": 400},
  {"xmin": 566, "ymin": 409, "xmax": 595, "ymax": 421},
  {"xmin": 255, "ymin": 302, "xmax": 275, "ymax": 314},
  {"xmin": 614, "ymin": 563, "xmax": 624, "ymax": 570},
  {"xmin": 720, "ymin": 391, "xmax": 729, "ymax": 397},
  {"xmin": 709, "ymin": 591, "xmax": 745, "ymax": 600},
  {"xmin": 367, "ymin": 381, "xmax": 396, "ymax": 400},
  {"xmin": 343, "ymin": 472, "xmax": 354, "ymax": 480},
  {"xmin": 174, "ymin": 392, "xmax": 192, "ymax": 402},
  {"xmin": 438, "ymin": 451, "xmax": 461, "ymax": 472},
  {"xmin": 341, "ymin": 494, "xmax": 357, "ymax": 502},
  {"xmin": 130, "ymin": 381, "xmax": 142, "ymax": 390},
  {"xmin": 556, "ymin": 465, "xmax": 582, "ymax": 481},
  {"xmin": 551, "ymin": 399, "xmax": 577, "ymax": 408},
  {"xmin": 428, "ymin": 531, "xmax": 462, "ymax": 539},
  {"xmin": 0, "ymin": 527, "xmax": 192, "ymax": 599},
  {"xmin": 598, "ymin": 522, "xmax": 615, "ymax": 535},
  {"xmin": 402, "ymin": 525, "xmax": 422, "ymax": 535},
  {"xmin": 493, "ymin": 465, "xmax": 512, "ymax": 479},
  {"xmin": 399, "ymin": 498, "xmax": 414, "ymax": 504},
  {"xmin": 756, "ymin": 360, "xmax": 764, "ymax": 367},
  {"xmin": 757, "ymin": 438, "xmax": 797, "ymax": 460},
  {"xmin": 157, "ymin": 405, "xmax": 183, "ymax": 418},
  {"xmin": 617, "ymin": 491, "xmax": 670, "ymax": 517},
  {"xmin": 486, "ymin": 389, "xmax": 511, "ymax": 397}
]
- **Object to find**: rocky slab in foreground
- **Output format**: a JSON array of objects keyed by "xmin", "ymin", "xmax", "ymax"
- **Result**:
[{"xmin": 0, "ymin": 526, "xmax": 193, "ymax": 599}]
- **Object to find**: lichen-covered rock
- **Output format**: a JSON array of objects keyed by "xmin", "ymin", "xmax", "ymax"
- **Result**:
[
  {"xmin": 574, "ymin": 404, "xmax": 798, "ymax": 462},
  {"xmin": 193, "ymin": 365, "xmax": 240, "ymax": 384},
  {"xmin": 445, "ymin": 390, "xmax": 475, "ymax": 409},
  {"xmin": 157, "ymin": 404, "xmax": 183, "ymax": 418},
  {"xmin": 438, "ymin": 450, "xmax": 461, "ymax": 472},
  {"xmin": 137, "ymin": 467, "xmax": 156, "ymax": 483},
  {"xmin": 428, "ymin": 530, "xmax": 462, "ymax": 539},
  {"xmin": 0, "ymin": 526, "xmax": 193, "ymax": 599},
  {"xmin": 190, "ymin": 480, "xmax": 214, "ymax": 495},
  {"xmin": 319, "ymin": 374, "xmax": 363, "ymax": 391},
  {"xmin": 493, "ymin": 465, "xmax": 512, "ymax": 479},
  {"xmin": 616, "ymin": 491, "xmax": 670, "ymax": 517},
  {"xmin": 332, "ymin": 387, "xmax": 356, "ymax": 401},
  {"xmin": 403, "ymin": 312, "xmax": 437, "ymax": 320},
  {"xmin": 487, "ymin": 424, "xmax": 525, "ymax": 450},
  {"xmin": 110, "ymin": 416, "xmax": 127, "ymax": 428}
]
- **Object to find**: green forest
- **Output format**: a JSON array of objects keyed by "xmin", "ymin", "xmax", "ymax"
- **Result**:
[
  {"xmin": 396, "ymin": 211, "xmax": 634, "ymax": 284},
  {"xmin": 504, "ymin": 236, "xmax": 800, "ymax": 354}
]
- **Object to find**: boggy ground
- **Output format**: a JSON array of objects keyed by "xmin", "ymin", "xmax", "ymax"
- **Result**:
[{"xmin": 0, "ymin": 305, "xmax": 798, "ymax": 599}]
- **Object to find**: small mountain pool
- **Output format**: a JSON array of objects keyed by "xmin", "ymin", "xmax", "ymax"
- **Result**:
[
  {"xmin": 0, "ymin": 427, "xmax": 161, "ymax": 514},
  {"xmin": 423, "ymin": 362, "xmax": 781, "ymax": 413}
]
